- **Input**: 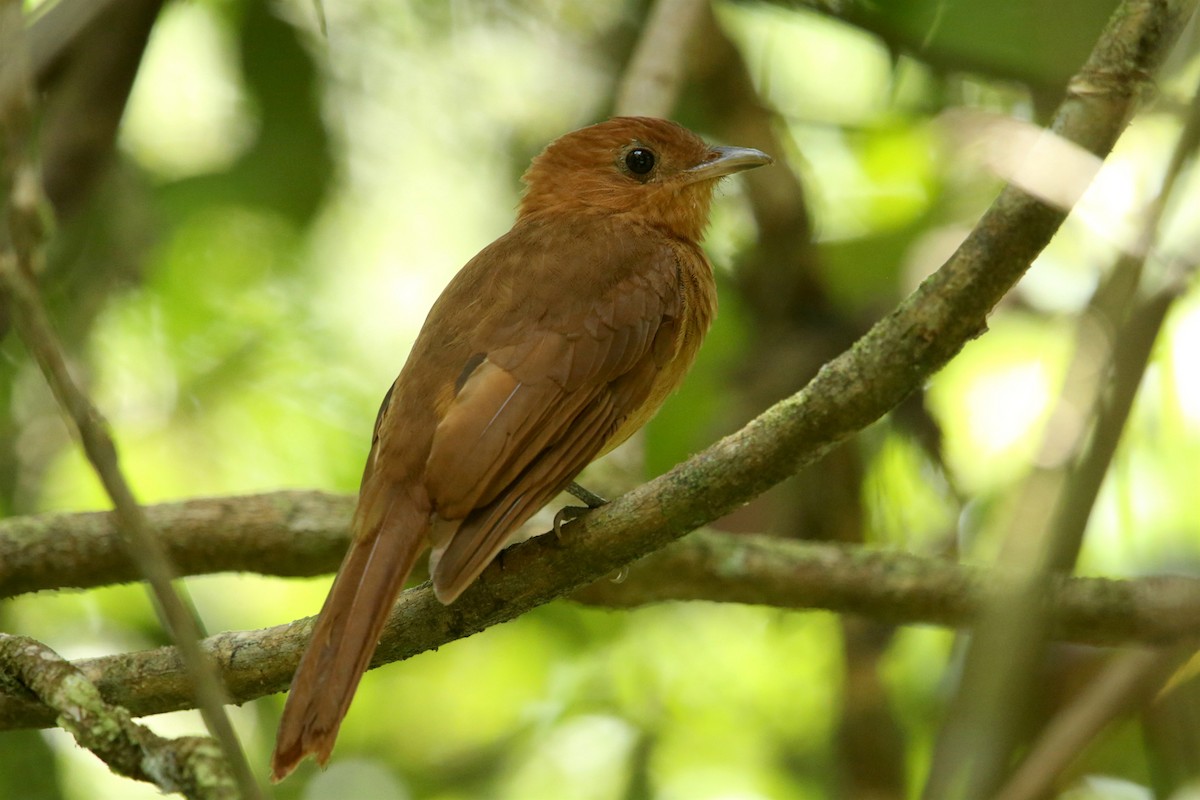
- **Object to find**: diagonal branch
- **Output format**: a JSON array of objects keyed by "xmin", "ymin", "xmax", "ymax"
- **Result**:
[
  {"xmin": 926, "ymin": 38, "xmax": 1200, "ymax": 795},
  {"xmin": 0, "ymin": 0, "xmax": 1190, "ymax": 752},
  {"xmin": 0, "ymin": 9, "xmax": 260, "ymax": 798}
]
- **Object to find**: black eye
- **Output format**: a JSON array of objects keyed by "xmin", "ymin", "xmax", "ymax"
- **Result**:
[{"xmin": 625, "ymin": 148, "xmax": 656, "ymax": 175}]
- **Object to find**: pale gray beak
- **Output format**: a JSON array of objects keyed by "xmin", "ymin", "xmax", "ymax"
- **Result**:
[{"xmin": 685, "ymin": 146, "xmax": 773, "ymax": 182}]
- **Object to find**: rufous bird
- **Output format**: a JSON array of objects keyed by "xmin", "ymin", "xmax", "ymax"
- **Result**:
[{"xmin": 270, "ymin": 116, "xmax": 771, "ymax": 780}]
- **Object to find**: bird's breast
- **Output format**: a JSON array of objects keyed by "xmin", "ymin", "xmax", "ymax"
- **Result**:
[{"xmin": 601, "ymin": 239, "xmax": 717, "ymax": 453}]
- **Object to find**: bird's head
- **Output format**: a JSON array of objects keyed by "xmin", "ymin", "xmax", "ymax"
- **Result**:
[{"xmin": 518, "ymin": 117, "xmax": 772, "ymax": 242}]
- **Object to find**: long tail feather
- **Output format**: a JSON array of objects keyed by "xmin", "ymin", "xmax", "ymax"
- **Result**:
[{"xmin": 270, "ymin": 491, "xmax": 428, "ymax": 781}]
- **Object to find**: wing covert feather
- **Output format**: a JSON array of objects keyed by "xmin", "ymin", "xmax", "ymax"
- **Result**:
[{"xmin": 431, "ymin": 395, "xmax": 620, "ymax": 595}]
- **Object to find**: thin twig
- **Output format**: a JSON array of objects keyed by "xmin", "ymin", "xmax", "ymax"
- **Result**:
[
  {"xmin": 924, "ymin": 286, "xmax": 1186, "ymax": 798},
  {"xmin": 993, "ymin": 646, "xmax": 1193, "ymax": 800},
  {"xmin": 988, "ymin": 55, "xmax": 1200, "ymax": 800},
  {"xmin": 924, "ymin": 14, "xmax": 1200, "ymax": 793},
  {"xmin": 0, "ymin": 201, "xmax": 265, "ymax": 800},
  {"xmin": 0, "ymin": 11, "xmax": 262, "ymax": 799}
]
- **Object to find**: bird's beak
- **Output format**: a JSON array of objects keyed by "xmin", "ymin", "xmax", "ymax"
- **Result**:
[{"xmin": 685, "ymin": 146, "xmax": 773, "ymax": 182}]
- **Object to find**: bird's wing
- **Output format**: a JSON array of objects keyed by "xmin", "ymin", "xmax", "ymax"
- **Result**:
[{"xmin": 423, "ymin": 244, "xmax": 683, "ymax": 602}]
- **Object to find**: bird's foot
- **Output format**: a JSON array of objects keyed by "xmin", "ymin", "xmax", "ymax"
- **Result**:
[
  {"xmin": 565, "ymin": 481, "xmax": 608, "ymax": 509},
  {"xmin": 553, "ymin": 482, "xmax": 609, "ymax": 541},
  {"xmin": 552, "ymin": 505, "xmax": 589, "ymax": 541}
]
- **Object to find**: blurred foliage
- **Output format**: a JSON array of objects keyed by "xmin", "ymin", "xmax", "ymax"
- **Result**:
[{"xmin": 4, "ymin": 0, "xmax": 1200, "ymax": 798}]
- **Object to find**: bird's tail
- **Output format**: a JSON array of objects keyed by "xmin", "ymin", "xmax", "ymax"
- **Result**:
[{"xmin": 270, "ymin": 490, "xmax": 428, "ymax": 781}]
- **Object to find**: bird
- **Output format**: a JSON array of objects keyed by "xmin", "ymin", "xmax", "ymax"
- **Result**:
[{"xmin": 270, "ymin": 116, "xmax": 771, "ymax": 780}]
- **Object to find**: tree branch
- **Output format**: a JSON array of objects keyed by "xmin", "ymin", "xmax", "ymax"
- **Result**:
[
  {"xmin": 0, "ymin": 634, "xmax": 236, "ymax": 799},
  {"xmin": 0, "ymin": 0, "xmax": 1191, "ymax": 739},
  {"xmin": 5, "ymin": 490, "xmax": 1199, "ymax": 652},
  {"xmin": 0, "ymin": 491, "xmax": 356, "ymax": 598},
  {"xmin": 3, "ymin": 494, "xmax": 1200, "ymax": 731},
  {"xmin": 570, "ymin": 531, "xmax": 1200, "ymax": 650}
]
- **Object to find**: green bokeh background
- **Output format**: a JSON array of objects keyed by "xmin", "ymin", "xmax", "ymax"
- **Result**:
[{"xmin": 4, "ymin": 1, "xmax": 1200, "ymax": 798}]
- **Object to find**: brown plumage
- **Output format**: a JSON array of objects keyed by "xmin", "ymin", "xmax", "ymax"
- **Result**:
[{"xmin": 270, "ymin": 116, "xmax": 771, "ymax": 780}]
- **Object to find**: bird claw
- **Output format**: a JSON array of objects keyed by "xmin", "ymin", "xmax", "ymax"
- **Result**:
[
  {"xmin": 552, "ymin": 483, "xmax": 609, "ymax": 542},
  {"xmin": 552, "ymin": 505, "xmax": 590, "ymax": 541}
]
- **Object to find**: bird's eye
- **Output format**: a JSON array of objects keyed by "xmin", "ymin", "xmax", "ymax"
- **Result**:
[{"xmin": 624, "ymin": 148, "xmax": 656, "ymax": 176}]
